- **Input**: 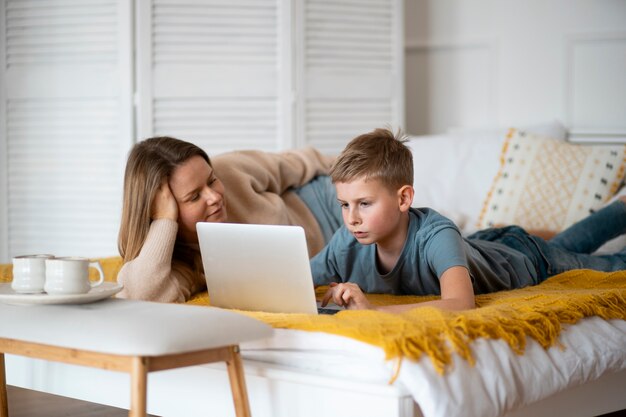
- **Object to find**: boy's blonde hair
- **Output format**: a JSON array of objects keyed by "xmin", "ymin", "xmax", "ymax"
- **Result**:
[{"xmin": 330, "ymin": 127, "xmax": 413, "ymax": 190}]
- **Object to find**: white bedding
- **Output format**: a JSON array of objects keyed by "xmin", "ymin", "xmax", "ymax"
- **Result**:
[{"xmin": 240, "ymin": 317, "xmax": 626, "ymax": 417}]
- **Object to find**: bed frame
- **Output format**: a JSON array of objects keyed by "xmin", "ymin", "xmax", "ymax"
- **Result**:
[{"xmin": 5, "ymin": 354, "xmax": 626, "ymax": 417}]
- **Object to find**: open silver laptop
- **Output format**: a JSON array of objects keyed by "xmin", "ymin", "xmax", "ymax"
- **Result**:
[{"xmin": 196, "ymin": 222, "xmax": 341, "ymax": 314}]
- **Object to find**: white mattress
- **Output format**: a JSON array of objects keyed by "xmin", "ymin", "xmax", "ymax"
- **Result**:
[
  {"xmin": 242, "ymin": 329, "xmax": 394, "ymax": 383},
  {"xmin": 240, "ymin": 317, "xmax": 626, "ymax": 417}
]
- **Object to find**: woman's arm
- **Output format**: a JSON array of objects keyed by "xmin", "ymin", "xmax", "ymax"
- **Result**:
[
  {"xmin": 213, "ymin": 148, "xmax": 335, "ymax": 254},
  {"xmin": 116, "ymin": 219, "xmax": 188, "ymax": 303},
  {"xmin": 213, "ymin": 147, "xmax": 333, "ymax": 196},
  {"xmin": 117, "ymin": 181, "xmax": 192, "ymax": 303}
]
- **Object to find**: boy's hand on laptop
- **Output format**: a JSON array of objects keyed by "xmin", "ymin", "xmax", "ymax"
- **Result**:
[{"xmin": 321, "ymin": 282, "xmax": 372, "ymax": 310}]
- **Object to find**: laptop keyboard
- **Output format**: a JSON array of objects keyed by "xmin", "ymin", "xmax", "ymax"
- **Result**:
[{"xmin": 317, "ymin": 307, "xmax": 341, "ymax": 315}]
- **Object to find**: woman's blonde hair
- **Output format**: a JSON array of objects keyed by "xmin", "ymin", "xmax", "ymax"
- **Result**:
[
  {"xmin": 118, "ymin": 137, "xmax": 211, "ymax": 278},
  {"xmin": 330, "ymin": 127, "xmax": 413, "ymax": 190}
]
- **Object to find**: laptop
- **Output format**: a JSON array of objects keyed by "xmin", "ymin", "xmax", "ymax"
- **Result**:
[{"xmin": 196, "ymin": 222, "xmax": 342, "ymax": 314}]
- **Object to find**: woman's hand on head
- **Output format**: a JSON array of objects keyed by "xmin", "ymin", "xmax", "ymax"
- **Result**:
[
  {"xmin": 151, "ymin": 180, "xmax": 178, "ymax": 221},
  {"xmin": 321, "ymin": 282, "xmax": 373, "ymax": 310}
]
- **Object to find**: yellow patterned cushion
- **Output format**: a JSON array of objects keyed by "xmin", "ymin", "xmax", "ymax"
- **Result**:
[{"xmin": 477, "ymin": 128, "xmax": 626, "ymax": 232}]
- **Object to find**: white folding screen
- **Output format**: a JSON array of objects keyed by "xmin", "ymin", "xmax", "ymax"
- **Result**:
[
  {"xmin": 136, "ymin": 0, "xmax": 292, "ymax": 155},
  {"xmin": 0, "ymin": 0, "xmax": 403, "ymax": 262},
  {"xmin": 296, "ymin": 0, "xmax": 404, "ymax": 154},
  {"xmin": 0, "ymin": 0, "xmax": 133, "ymax": 261},
  {"xmin": 137, "ymin": 0, "xmax": 404, "ymax": 155}
]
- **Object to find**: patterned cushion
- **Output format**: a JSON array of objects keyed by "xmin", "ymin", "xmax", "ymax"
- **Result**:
[{"xmin": 477, "ymin": 129, "xmax": 626, "ymax": 232}]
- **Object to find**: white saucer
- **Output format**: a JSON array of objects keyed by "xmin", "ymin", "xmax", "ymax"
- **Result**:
[{"xmin": 0, "ymin": 282, "xmax": 124, "ymax": 305}]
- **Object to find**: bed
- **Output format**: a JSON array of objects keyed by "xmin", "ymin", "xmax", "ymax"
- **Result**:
[
  {"xmin": 3, "ymin": 270, "xmax": 625, "ymax": 417},
  {"xmin": 2, "ymin": 123, "xmax": 626, "ymax": 417}
]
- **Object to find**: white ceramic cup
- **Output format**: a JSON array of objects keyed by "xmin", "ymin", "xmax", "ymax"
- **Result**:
[
  {"xmin": 44, "ymin": 257, "xmax": 105, "ymax": 295},
  {"xmin": 11, "ymin": 254, "xmax": 55, "ymax": 293}
]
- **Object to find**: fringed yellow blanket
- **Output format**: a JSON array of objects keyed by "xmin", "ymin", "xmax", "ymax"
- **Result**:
[
  {"xmin": 2, "ymin": 259, "xmax": 625, "ymax": 373},
  {"xmin": 189, "ymin": 269, "xmax": 626, "ymax": 373}
]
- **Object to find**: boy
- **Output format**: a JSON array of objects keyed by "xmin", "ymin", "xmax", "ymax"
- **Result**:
[{"xmin": 310, "ymin": 128, "xmax": 626, "ymax": 313}]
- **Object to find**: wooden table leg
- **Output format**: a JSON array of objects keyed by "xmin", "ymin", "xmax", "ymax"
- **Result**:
[
  {"xmin": 129, "ymin": 356, "xmax": 148, "ymax": 417},
  {"xmin": 225, "ymin": 346, "xmax": 251, "ymax": 417},
  {"xmin": 0, "ymin": 353, "xmax": 8, "ymax": 417}
]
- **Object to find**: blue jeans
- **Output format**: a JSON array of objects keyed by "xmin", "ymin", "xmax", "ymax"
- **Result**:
[
  {"xmin": 294, "ymin": 175, "xmax": 343, "ymax": 244},
  {"xmin": 469, "ymin": 200, "xmax": 626, "ymax": 281},
  {"xmin": 538, "ymin": 200, "xmax": 626, "ymax": 277}
]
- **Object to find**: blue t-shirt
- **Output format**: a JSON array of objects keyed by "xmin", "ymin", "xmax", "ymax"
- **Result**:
[{"xmin": 310, "ymin": 208, "xmax": 540, "ymax": 295}]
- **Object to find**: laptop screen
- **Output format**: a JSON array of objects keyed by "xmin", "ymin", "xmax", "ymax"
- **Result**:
[{"xmin": 196, "ymin": 222, "xmax": 320, "ymax": 314}]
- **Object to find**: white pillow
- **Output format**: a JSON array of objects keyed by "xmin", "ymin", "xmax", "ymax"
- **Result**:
[{"xmin": 408, "ymin": 133, "xmax": 503, "ymax": 233}]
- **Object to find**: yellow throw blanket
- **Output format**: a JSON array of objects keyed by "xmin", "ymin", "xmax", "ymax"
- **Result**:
[
  {"xmin": 2, "ymin": 259, "xmax": 624, "ymax": 373},
  {"xmin": 188, "ymin": 269, "xmax": 626, "ymax": 374}
]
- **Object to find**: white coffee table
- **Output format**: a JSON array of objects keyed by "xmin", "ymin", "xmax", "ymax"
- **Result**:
[{"xmin": 0, "ymin": 298, "xmax": 272, "ymax": 417}]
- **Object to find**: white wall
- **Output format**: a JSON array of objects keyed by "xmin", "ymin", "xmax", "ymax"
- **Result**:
[{"xmin": 404, "ymin": 0, "xmax": 626, "ymax": 138}]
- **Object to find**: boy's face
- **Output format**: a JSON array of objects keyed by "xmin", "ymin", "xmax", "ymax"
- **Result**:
[{"xmin": 335, "ymin": 177, "xmax": 409, "ymax": 248}]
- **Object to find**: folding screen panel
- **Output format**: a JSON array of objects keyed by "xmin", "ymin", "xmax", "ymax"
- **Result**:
[
  {"xmin": 0, "ymin": 0, "xmax": 133, "ymax": 261},
  {"xmin": 137, "ymin": 0, "xmax": 404, "ymax": 155},
  {"xmin": 296, "ymin": 0, "xmax": 404, "ymax": 154},
  {"xmin": 136, "ymin": 0, "xmax": 290, "ymax": 155}
]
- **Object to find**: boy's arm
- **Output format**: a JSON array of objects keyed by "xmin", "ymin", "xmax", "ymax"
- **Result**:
[
  {"xmin": 310, "ymin": 239, "xmax": 341, "ymax": 287},
  {"xmin": 322, "ymin": 266, "xmax": 475, "ymax": 313},
  {"xmin": 376, "ymin": 266, "xmax": 475, "ymax": 313}
]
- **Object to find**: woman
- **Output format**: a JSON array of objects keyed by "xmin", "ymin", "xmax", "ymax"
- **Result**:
[{"xmin": 117, "ymin": 136, "xmax": 341, "ymax": 302}]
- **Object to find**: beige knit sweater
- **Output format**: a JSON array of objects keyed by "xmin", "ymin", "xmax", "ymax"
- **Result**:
[{"xmin": 117, "ymin": 148, "xmax": 334, "ymax": 302}]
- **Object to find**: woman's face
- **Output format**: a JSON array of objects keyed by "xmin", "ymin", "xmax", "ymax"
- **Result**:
[{"xmin": 168, "ymin": 156, "xmax": 227, "ymax": 243}]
